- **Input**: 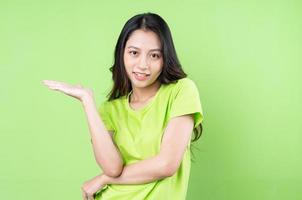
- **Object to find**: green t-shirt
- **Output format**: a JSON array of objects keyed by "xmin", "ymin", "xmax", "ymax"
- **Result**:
[{"xmin": 95, "ymin": 77, "xmax": 203, "ymax": 200}]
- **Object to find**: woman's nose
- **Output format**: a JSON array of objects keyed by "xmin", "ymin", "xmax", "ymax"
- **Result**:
[{"xmin": 138, "ymin": 56, "xmax": 149, "ymax": 70}]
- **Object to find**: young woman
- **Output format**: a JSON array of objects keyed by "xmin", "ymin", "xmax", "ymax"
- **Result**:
[{"xmin": 43, "ymin": 12, "xmax": 203, "ymax": 200}]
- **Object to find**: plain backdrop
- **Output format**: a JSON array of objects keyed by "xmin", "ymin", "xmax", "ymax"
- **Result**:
[{"xmin": 0, "ymin": 0, "xmax": 301, "ymax": 199}]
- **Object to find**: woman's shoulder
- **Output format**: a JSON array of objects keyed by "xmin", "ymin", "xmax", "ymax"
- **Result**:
[
  {"xmin": 176, "ymin": 77, "xmax": 196, "ymax": 86},
  {"xmin": 164, "ymin": 77, "xmax": 197, "ymax": 91},
  {"xmin": 160, "ymin": 77, "xmax": 200, "ymax": 102}
]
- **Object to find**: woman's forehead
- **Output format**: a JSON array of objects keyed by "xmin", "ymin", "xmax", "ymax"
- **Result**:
[{"xmin": 126, "ymin": 29, "xmax": 162, "ymax": 50}]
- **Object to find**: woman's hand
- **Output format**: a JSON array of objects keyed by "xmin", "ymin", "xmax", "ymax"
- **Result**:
[
  {"xmin": 81, "ymin": 174, "xmax": 108, "ymax": 200},
  {"xmin": 42, "ymin": 80, "xmax": 93, "ymax": 102}
]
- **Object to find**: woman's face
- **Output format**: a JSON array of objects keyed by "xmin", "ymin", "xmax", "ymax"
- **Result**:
[{"xmin": 124, "ymin": 29, "xmax": 163, "ymax": 89}]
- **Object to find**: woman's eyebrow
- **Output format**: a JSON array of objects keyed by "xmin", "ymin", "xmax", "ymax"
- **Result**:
[{"xmin": 127, "ymin": 46, "xmax": 162, "ymax": 52}]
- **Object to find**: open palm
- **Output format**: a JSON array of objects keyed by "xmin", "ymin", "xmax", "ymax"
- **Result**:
[{"xmin": 42, "ymin": 80, "xmax": 93, "ymax": 101}]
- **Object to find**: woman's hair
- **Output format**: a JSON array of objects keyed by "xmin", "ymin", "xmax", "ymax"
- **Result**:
[{"xmin": 106, "ymin": 12, "xmax": 203, "ymax": 147}]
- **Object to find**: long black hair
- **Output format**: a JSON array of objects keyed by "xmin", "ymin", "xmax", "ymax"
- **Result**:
[{"xmin": 107, "ymin": 12, "xmax": 203, "ymax": 149}]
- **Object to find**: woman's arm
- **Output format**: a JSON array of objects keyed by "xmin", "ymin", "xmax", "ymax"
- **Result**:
[
  {"xmin": 42, "ymin": 80, "xmax": 124, "ymax": 177},
  {"xmin": 99, "ymin": 114, "xmax": 194, "ymax": 185},
  {"xmin": 82, "ymin": 96, "xmax": 124, "ymax": 177}
]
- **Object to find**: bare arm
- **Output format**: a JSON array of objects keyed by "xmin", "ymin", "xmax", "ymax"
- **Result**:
[
  {"xmin": 99, "ymin": 114, "xmax": 194, "ymax": 185},
  {"xmin": 42, "ymin": 80, "xmax": 124, "ymax": 177},
  {"xmin": 82, "ymin": 96, "xmax": 124, "ymax": 177}
]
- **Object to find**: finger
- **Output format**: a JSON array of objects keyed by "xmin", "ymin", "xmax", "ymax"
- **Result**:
[
  {"xmin": 87, "ymin": 195, "xmax": 94, "ymax": 200},
  {"xmin": 47, "ymin": 85, "xmax": 63, "ymax": 92},
  {"xmin": 81, "ymin": 190, "xmax": 87, "ymax": 200},
  {"xmin": 76, "ymin": 84, "xmax": 83, "ymax": 88},
  {"xmin": 46, "ymin": 83, "xmax": 67, "ymax": 92},
  {"xmin": 43, "ymin": 81, "xmax": 60, "ymax": 88},
  {"xmin": 43, "ymin": 80, "xmax": 60, "ymax": 86},
  {"xmin": 43, "ymin": 80, "xmax": 64, "ymax": 84},
  {"xmin": 43, "ymin": 80, "xmax": 69, "ymax": 88}
]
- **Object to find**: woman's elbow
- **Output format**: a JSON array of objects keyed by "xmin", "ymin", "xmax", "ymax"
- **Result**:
[
  {"xmin": 161, "ymin": 160, "xmax": 179, "ymax": 177},
  {"xmin": 101, "ymin": 161, "xmax": 124, "ymax": 177},
  {"xmin": 106, "ymin": 166, "xmax": 123, "ymax": 177}
]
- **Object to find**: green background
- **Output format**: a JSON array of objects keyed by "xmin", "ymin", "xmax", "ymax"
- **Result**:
[{"xmin": 1, "ymin": 0, "xmax": 301, "ymax": 199}]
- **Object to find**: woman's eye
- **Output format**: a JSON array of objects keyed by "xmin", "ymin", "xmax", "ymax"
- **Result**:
[
  {"xmin": 151, "ymin": 53, "xmax": 160, "ymax": 59},
  {"xmin": 129, "ymin": 51, "xmax": 138, "ymax": 56}
]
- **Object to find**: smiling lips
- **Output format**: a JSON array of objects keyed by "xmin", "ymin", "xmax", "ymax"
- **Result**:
[{"xmin": 133, "ymin": 72, "xmax": 150, "ymax": 81}]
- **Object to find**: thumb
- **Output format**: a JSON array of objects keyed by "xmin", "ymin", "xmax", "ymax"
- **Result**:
[{"xmin": 76, "ymin": 84, "xmax": 83, "ymax": 88}]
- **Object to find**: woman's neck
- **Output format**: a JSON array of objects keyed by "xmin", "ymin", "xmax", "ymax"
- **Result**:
[{"xmin": 130, "ymin": 81, "xmax": 161, "ymax": 103}]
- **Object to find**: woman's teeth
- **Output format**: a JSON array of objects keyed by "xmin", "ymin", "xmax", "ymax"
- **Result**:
[
  {"xmin": 133, "ymin": 72, "xmax": 150, "ymax": 81},
  {"xmin": 134, "ymin": 72, "xmax": 149, "ymax": 77}
]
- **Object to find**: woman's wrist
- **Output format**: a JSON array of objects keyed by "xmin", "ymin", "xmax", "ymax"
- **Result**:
[
  {"xmin": 81, "ymin": 92, "xmax": 95, "ymax": 107},
  {"xmin": 99, "ymin": 174, "xmax": 111, "ymax": 186}
]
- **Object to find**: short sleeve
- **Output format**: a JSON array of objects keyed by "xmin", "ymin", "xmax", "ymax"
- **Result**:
[
  {"xmin": 169, "ymin": 78, "xmax": 204, "ymax": 128},
  {"xmin": 98, "ymin": 101, "xmax": 115, "ymax": 132}
]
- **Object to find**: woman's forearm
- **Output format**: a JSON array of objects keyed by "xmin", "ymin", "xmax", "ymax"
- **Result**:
[
  {"xmin": 81, "ymin": 96, "xmax": 124, "ymax": 177},
  {"xmin": 101, "ymin": 154, "xmax": 173, "ymax": 185}
]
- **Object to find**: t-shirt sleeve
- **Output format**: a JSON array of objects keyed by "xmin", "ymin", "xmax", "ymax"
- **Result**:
[
  {"xmin": 98, "ymin": 101, "xmax": 115, "ymax": 132},
  {"xmin": 169, "ymin": 78, "xmax": 204, "ymax": 128}
]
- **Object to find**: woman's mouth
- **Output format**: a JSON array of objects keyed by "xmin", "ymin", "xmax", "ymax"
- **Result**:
[{"xmin": 133, "ymin": 72, "xmax": 150, "ymax": 81}]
